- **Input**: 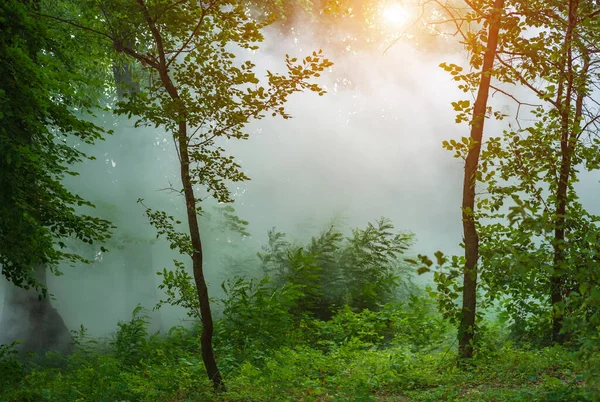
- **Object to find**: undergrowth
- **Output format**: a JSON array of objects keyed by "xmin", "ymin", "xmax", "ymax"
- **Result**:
[
  {"xmin": 1, "ymin": 222, "xmax": 597, "ymax": 401},
  {"xmin": 0, "ymin": 292, "xmax": 594, "ymax": 402}
]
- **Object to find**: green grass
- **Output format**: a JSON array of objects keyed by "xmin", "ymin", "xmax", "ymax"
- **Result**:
[
  {"xmin": 0, "ymin": 323, "xmax": 593, "ymax": 402},
  {"xmin": 1, "ymin": 288, "xmax": 596, "ymax": 401}
]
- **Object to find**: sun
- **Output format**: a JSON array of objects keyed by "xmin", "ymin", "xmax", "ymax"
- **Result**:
[{"xmin": 381, "ymin": 3, "xmax": 409, "ymax": 27}]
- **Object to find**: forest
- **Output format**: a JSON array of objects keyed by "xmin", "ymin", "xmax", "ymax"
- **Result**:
[{"xmin": 1, "ymin": 0, "xmax": 599, "ymax": 400}]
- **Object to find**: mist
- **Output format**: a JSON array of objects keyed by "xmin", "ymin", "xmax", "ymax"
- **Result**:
[{"xmin": 2, "ymin": 24, "xmax": 598, "ymax": 341}]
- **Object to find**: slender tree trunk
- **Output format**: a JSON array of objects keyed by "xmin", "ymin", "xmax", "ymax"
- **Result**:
[
  {"xmin": 458, "ymin": 0, "xmax": 504, "ymax": 360},
  {"xmin": 552, "ymin": 134, "xmax": 571, "ymax": 343},
  {"xmin": 154, "ymin": 54, "xmax": 224, "ymax": 390},
  {"xmin": 177, "ymin": 120, "xmax": 224, "ymax": 390},
  {"xmin": 551, "ymin": 0, "xmax": 579, "ymax": 344}
]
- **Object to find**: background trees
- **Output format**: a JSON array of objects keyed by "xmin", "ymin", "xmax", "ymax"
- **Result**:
[
  {"xmin": 258, "ymin": 218, "xmax": 414, "ymax": 318},
  {"xmin": 0, "ymin": 0, "xmax": 112, "ymax": 352}
]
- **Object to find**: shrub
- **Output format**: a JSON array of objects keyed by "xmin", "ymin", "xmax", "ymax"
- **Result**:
[
  {"xmin": 258, "ymin": 218, "xmax": 414, "ymax": 319},
  {"xmin": 215, "ymin": 276, "xmax": 303, "ymax": 368}
]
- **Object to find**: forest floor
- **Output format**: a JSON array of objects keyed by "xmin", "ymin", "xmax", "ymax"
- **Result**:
[
  {"xmin": 1, "ymin": 291, "xmax": 597, "ymax": 401},
  {"xmin": 0, "ymin": 318, "xmax": 595, "ymax": 402}
]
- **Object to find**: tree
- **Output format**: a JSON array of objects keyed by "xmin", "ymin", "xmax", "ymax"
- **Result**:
[
  {"xmin": 48, "ymin": 0, "xmax": 332, "ymax": 389},
  {"xmin": 433, "ymin": 0, "xmax": 505, "ymax": 360},
  {"xmin": 476, "ymin": 0, "xmax": 600, "ymax": 343},
  {"xmin": 430, "ymin": 0, "xmax": 600, "ymax": 349},
  {"xmin": 418, "ymin": 0, "xmax": 598, "ymax": 358},
  {"xmin": 0, "ymin": 0, "xmax": 111, "ymax": 352},
  {"xmin": 455, "ymin": 0, "xmax": 504, "ymax": 359}
]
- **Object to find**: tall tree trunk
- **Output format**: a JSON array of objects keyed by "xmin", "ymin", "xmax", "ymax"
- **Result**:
[
  {"xmin": 152, "ymin": 37, "xmax": 224, "ymax": 390},
  {"xmin": 551, "ymin": 0, "xmax": 579, "ymax": 344},
  {"xmin": 458, "ymin": 0, "xmax": 504, "ymax": 360},
  {"xmin": 0, "ymin": 264, "xmax": 73, "ymax": 354},
  {"xmin": 176, "ymin": 121, "xmax": 224, "ymax": 390},
  {"xmin": 552, "ymin": 141, "xmax": 571, "ymax": 343}
]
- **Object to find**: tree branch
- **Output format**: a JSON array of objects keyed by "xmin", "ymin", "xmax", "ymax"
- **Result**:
[
  {"xmin": 36, "ymin": 13, "xmax": 114, "ymax": 42},
  {"xmin": 136, "ymin": 0, "xmax": 167, "ymax": 68},
  {"xmin": 167, "ymin": 5, "xmax": 208, "ymax": 68}
]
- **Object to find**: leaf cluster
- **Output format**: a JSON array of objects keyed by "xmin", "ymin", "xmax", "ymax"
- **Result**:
[
  {"xmin": 0, "ymin": 0, "xmax": 112, "ymax": 290},
  {"xmin": 258, "ymin": 218, "xmax": 414, "ymax": 317}
]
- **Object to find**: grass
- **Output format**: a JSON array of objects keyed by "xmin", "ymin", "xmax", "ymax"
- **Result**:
[{"xmin": 0, "ymin": 322, "xmax": 593, "ymax": 402}]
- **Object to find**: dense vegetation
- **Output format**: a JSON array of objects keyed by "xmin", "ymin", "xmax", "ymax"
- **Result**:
[
  {"xmin": 0, "ymin": 222, "xmax": 594, "ymax": 400},
  {"xmin": 0, "ymin": 221, "xmax": 597, "ymax": 400},
  {"xmin": 1, "ymin": 0, "xmax": 600, "ymax": 400},
  {"xmin": 1, "ymin": 321, "xmax": 593, "ymax": 401}
]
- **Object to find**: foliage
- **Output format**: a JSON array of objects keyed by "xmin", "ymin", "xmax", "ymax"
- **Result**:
[
  {"xmin": 110, "ymin": 305, "xmax": 154, "ymax": 367},
  {"xmin": 316, "ymin": 295, "xmax": 451, "ymax": 353},
  {"xmin": 470, "ymin": 0, "xmax": 600, "ymax": 346},
  {"xmin": 258, "ymin": 218, "xmax": 414, "ymax": 318},
  {"xmin": 155, "ymin": 260, "xmax": 201, "ymax": 318},
  {"xmin": 216, "ymin": 276, "xmax": 303, "ymax": 367},
  {"xmin": 0, "ymin": 307, "xmax": 592, "ymax": 401},
  {"xmin": 409, "ymin": 252, "xmax": 464, "ymax": 327},
  {"xmin": 0, "ymin": 342, "xmax": 24, "ymax": 390},
  {"xmin": 0, "ymin": 0, "xmax": 112, "ymax": 290}
]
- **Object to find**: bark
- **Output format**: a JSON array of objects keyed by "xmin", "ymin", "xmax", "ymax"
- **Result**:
[
  {"xmin": 458, "ymin": 0, "xmax": 504, "ymax": 360},
  {"xmin": 0, "ymin": 265, "xmax": 73, "ymax": 355},
  {"xmin": 177, "ymin": 121, "xmax": 224, "ymax": 390},
  {"xmin": 552, "ymin": 139, "xmax": 571, "ymax": 343},
  {"xmin": 130, "ymin": 0, "xmax": 223, "ymax": 387},
  {"xmin": 551, "ymin": 0, "xmax": 580, "ymax": 344}
]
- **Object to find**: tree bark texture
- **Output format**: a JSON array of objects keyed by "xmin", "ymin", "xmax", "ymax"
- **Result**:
[
  {"xmin": 551, "ymin": 0, "xmax": 580, "ymax": 344},
  {"xmin": 459, "ymin": 0, "xmax": 504, "ymax": 360},
  {"xmin": 177, "ymin": 120, "xmax": 224, "ymax": 390}
]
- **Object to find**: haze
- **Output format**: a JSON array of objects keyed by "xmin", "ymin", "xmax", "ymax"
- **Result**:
[{"xmin": 2, "ymin": 23, "xmax": 599, "ymax": 339}]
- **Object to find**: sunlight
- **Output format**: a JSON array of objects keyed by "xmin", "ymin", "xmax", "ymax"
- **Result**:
[{"xmin": 381, "ymin": 3, "xmax": 409, "ymax": 27}]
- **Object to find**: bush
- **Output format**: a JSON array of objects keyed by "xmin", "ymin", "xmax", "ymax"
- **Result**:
[
  {"xmin": 258, "ymin": 218, "xmax": 414, "ymax": 319},
  {"xmin": 315, "ymin": 295, "xmax": 450, "ymax": 352},
  {"xmin": 110, "ymin": 305, "xmax": 152, "ymax": 367},
  {"xmin": 215, "ymin": 276, "xmax": 303, "ymax": 368},
  {"xmin": 0, "ymin": 342, "xmax": 23, "ymax": 390}
]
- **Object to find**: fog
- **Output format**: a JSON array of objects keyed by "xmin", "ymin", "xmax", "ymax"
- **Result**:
[{"xmin": 2, "ymin": 25, "xmax": 599, "ymax": 340}]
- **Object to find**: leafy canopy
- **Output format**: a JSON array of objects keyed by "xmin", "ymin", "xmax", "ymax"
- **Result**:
[{"xmin": 0, "ymin": 0, "xmax": 112, "ymax": 290}]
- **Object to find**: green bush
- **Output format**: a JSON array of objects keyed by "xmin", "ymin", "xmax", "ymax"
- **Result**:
[
  {"xmin": 314, "ymin": 295, "xmax": 450, "ymax": 352},
  {"xmin": 0, "ymin": 342, "xmax": 24, "ymax": 390},
  {"xmin": 215, "ymin": 276, "xmax": 303, "ymax": 368},
  {"xmin": 110, "ymin": 305, "xmax": 152, "ymax": 367},
  {"xmin": 258, "ymin": 218, "xmax": 414, "ymax": 319}
]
